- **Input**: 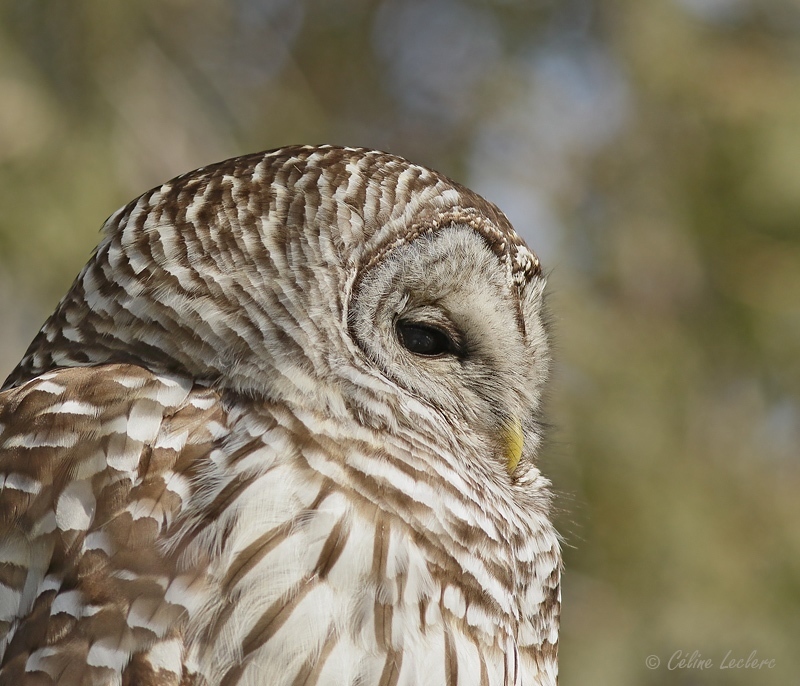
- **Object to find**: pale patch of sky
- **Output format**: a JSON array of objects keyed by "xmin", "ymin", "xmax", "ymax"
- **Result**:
[
  {"xmin": 372, "ymin": 0, "xmax": 503, "ymax": 124},
  {"xmin": 467, "ymin": 42, "xmax": 631, "ymax": 264},
  {"xmin": 760, "ymin": 397, "xmax": 800, "ymax": 462}
]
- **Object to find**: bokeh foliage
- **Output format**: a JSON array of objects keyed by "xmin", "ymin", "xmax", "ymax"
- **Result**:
[{"xmin": 1, "ymin": 1, "xmax": 798, "ymax": 684}]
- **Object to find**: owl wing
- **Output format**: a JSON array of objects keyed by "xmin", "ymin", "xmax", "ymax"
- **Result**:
[{"xmin": 0, "ymin": 363, "xmax": 225, "ymax": 685}]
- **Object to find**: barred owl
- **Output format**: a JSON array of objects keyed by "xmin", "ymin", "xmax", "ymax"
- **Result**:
[{"xmin": 0, "ymin": 146, "xmax": 560, "ymax": 686}]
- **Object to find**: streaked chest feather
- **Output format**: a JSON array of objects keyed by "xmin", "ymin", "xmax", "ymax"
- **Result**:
[{"xmin": 0, "ymin": 367, "xmax": 557, "ymax": 686}]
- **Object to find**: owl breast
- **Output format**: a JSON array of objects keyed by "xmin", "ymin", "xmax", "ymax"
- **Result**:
[{"xmin": 170, "ymin": 399, "xmax": 532, "ymax": 686}]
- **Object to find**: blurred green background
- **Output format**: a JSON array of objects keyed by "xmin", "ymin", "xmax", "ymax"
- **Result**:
[{"xmin": 1, "ymin": 1, "xmax": 798, "ymax": 684}]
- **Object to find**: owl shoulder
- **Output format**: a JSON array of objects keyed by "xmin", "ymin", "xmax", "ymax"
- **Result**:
[{"xmin": 0, "ymin": 364, "xmax": 225, "ymax": 680}]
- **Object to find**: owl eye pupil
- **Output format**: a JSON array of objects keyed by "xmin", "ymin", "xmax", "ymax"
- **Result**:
[{"xmin": 396, "ymin": 321, "xmax": 454, "ymax": 357}]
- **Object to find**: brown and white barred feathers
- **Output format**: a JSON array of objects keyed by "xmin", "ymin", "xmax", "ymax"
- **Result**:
[{"xmin": 0, "ymin": 146, "xmax": 561, "ymax": 686}]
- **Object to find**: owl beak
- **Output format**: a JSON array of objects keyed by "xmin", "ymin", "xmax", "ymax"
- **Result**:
[{"xmin": 502, "ymin": 417, "xmax": 524, "ymax": 474}]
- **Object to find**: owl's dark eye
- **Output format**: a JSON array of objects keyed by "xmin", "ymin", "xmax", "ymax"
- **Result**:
[{"xmin": 396, "ymin": 321, "xmax": 455, "ymax": 357}]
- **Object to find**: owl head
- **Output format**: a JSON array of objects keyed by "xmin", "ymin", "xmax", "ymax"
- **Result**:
[{"xmin": 7, "ymin": 146, "xmax": 550, "ymax": 482}]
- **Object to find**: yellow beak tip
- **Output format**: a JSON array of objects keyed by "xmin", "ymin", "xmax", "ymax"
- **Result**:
[{"xmin": 503, "ymin": 418, "xmax": 524, "ymax": 474}]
